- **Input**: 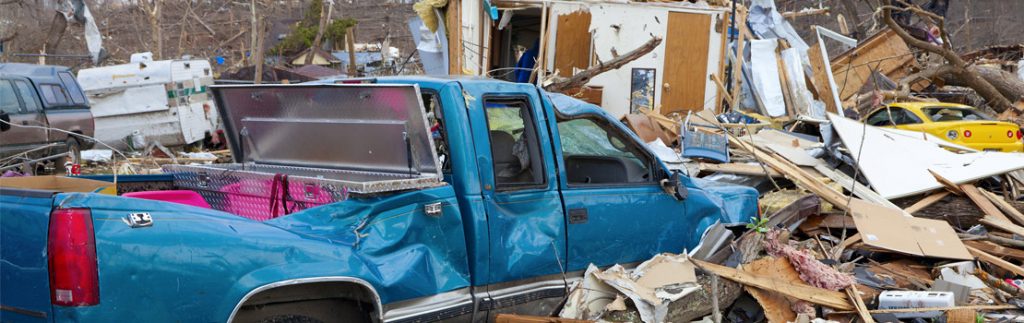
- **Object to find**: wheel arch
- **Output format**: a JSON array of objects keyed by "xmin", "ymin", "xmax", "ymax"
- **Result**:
[{"xmin": 226, "ymin": 276, "xmax": 383, "ymax": 323}]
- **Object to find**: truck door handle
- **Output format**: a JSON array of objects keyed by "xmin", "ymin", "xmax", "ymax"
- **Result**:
[{"xmin": 568, "ymin": 208, "xmax": 588, "ymax": 224}]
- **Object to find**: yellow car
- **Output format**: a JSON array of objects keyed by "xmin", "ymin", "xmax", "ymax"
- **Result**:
[{"xmin": 862, "ymin": 102, "xmax": 1024, "ymax": 152}]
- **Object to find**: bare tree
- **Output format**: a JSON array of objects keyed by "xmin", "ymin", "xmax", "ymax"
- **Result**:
[{"xmin": 138, "ymin": 0, "xmax": 163, "ymax": 60}]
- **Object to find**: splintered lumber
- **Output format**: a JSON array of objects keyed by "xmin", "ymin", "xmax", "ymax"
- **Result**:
[
  {"xmin": 904, "ymin": 191, "xmax": 951, "ymax": 214},
  {"xmin": 545, "ymin": 37, "xmax": 663, "ymax": 93},
  {"xmin": 965, "ymin": 245, "xmax": 1024, "ymax": 276},
  {"xmin": 979, "ymin": 216, "xmax": 1024, "ymax": 237},
  {"xmin": 812, "ymin": 164, "xmax": 903, "ymax": 211},
  {"xmin": 728, "ymin": 136, "xmax": 850, "ymax": 210},
  {"xmin": 960, "ymin": 184, "xmax": 1014, "ymax": 223},
  {"xmin": 698, "ymin": 163, "xmax": 781, "ymax": 177},
  {"xmin": 979, "ymin": 189, "xmax": 1024, "ymax": 225},
  {"xmin": 845, "ymin": 286, "xmax": 876, "ymax": 323},
  {"xmin": 693, "ymin": 260, "xmax": 854, "ymax": 311},
  {"xmin": 962, "ymin": 240, "xmax": 1024, "ymax": 260}
]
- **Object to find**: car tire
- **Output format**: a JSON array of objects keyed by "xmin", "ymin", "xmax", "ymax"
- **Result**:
[
  {"xmin": 257, "ymin": 315, "xmax": 324, "ymax": 323},
  {"xmin": 57, "ymin": 137, "xmax": 82, "ymax": 173}
]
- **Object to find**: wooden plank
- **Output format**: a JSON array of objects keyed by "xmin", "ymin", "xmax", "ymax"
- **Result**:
[
  {"xmin": 961, "ymin": 184, "xmax": 1014, "ymax": 223},
  {"xmin": 807, "ymin": 43, "xmax": 838, "ymax": 113},
  {"xmin": 927, "ymin": 170, "xmax": 964, "ymax": 195},
  {"xmin": 553, "ymin": 11, "xmax": 592, "ymax": 78},
  {"xmin": 698, "ymin": 163, "xmax": 781, "ymax": 177},
  {"xmin": 811, "ymin": 164, "xmax": 905, "ymax": 212},
  {"xmin": 661, "ymin": 12, "xmax": 712, "ymax": 114},
  {"xmin": 694, "ymin": 260, "xmax": 854, "ymax": 311},
  {"xmin": 846, "ymin": 285, "xmax": 876, "ymax": 323},
  {"xmin": 979, "ymin": 189, "xmax": 1024, "ymax": 225},
  {"xmin": 495, "ymin": 314, "xmax": 593, "ymax": 323},
  {"xmin": 962, "ymin": 240, "xmax": 1024, "ymax": 260},
  {"xmin": 979, "ymin": 216, "xmax": 1024, "ymax": 237},
  {"xmin": 715, "ymin": 11, "xmax": 730, "ymax": 114},
  {"xmin": 832, "ymin": 304, "xmax": 1017, "ymax": 315},
  {"xmin": 446, "ymin": 0, "xmax": 463, "ymax": 75},
  {"xmin": 729, "ymin": 8, "xmax": 748, "ymax": 113},
  {"xmin": 904, "ymin": 191, "xmax": 951, "ymax": 214},
  {"xmin": 965, "ymin": 245, "xmax": 1024, "ymax": 276}
]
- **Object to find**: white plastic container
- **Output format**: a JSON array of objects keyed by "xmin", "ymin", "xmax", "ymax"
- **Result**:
[{"xmin": 877, "ymin": 291, "xmax": 955, "ymax": 318}]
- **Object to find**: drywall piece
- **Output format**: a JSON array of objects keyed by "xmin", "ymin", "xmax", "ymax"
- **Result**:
[
  {"xmin": 750, "ymin": 39, "xmax": 787, "ymax": 117},
  {"xmin": 781, "ymin": 48, "xmax": 816, "ymax": 117},
  {"xmin": 938, "ymin": 268, "xmax": 987, "ymax": 290},
  {"xmin": 880, "ymin": 127, "xmax": 977, "ymax": 152},
  {"xmin": 590, "ymin": 254, "xmax": 700, "ymax": 323},
  {"xmin": 848, "ymin": 199, "xmax": 972, "ymax": 260},
  {"xmin": 559, "ymin": 264, "xmax": 618, "ymax": 320},
  {"xmin": 829, "ymin": 113, "xmax": 1024, "ymax": 198}
]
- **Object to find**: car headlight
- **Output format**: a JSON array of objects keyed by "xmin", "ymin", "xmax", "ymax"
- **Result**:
[{"xmin": 946, "ymin": 130, "xmax": 958, "ymax": 140}]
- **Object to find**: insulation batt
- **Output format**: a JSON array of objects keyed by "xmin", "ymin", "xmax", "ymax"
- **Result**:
[{"xmin": 763, "ymin": 230, "xmax": 855, "ymax": 291}]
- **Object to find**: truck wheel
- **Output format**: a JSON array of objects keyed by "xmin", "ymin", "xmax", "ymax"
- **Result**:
[
  {"xmin": 56, "ymin": 137, "xmax": 82, "ymax": 173},
  {"xmin": 258, "ymin": 315, "xmax": 324, "ymax": 323}
]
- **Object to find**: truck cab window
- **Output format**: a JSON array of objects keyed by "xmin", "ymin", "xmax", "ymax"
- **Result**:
[
  {"xmin": 0, "ymin": 81, "xmax": 21, "ymax": 114},
  {"xmin": 484, "ymin": 97, "xmax": 545, "ymax": 189},
  {"xmin": 58, "ymin": 72, "xmax": 87, "ymax": 105},
  {"xmin": 40, "ymin": 84, "xmax": 70, "ymax": 106},
  {"xmin": 557, "ymin": 117, "xmax": 654, "ymax": 184},
  {"xmin": 13, "ymin": 80, "xmax": 40, "ymax": 112},
  {"xmin": 422, "ymin": 92, "xmax": 451, "ymax": 173}
]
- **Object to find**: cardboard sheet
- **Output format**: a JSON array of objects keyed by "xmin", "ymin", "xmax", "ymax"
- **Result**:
[
  {"xmin": 848, "ymin": 199, "xmax": 972, "ymax": 260},
  {"xmin": 829, "ymin": 113, "xmax": 1024, "ymax": 198},
  {"xmin": 0, "ymin": 176, "xmax": 116, "ymax": 195}
]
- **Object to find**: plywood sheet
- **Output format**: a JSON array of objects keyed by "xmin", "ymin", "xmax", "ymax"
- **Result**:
[
  {"xmin": 808, "ymin": 43, "xmax": 838, "ymax": 113},
  {"xmin": 554, "ymin": 11, "xmax": 592, "ymax": 78},
  {"xmin": 744, "ymin": 257, "xmax": 802, "ymax": 323},
  {"xmin": 830, "ymin": 29, "xmax": 914, "ymax": 101},
  {"xmin": 661, "ymin": 11, "xmax": 711, "ymax": 115}
]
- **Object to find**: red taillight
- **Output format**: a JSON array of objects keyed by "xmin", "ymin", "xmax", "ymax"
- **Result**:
[
  {"xmin": 964, "ymin": 130, "xmax": 973, "ymax": 138},
  {"xmin": 48, "ymin": 208, "xmax": 99, "ymax": 306},
  {"xmin": 1016, "ymin": 130, "xmax": 1022, "ymax": 140}
]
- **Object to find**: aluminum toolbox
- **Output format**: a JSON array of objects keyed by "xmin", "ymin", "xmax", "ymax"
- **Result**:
[{"xmin": 163, "ymin": 84, "xmax": 444, "ymax": 219}]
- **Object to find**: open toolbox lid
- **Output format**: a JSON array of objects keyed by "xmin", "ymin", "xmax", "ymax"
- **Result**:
[{"xmin": 210, "ymin": 83, "xmax": 441, "ymax": 178}]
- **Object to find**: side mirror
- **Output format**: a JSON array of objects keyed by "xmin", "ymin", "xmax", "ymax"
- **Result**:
[
  {"xmin": 0, "ymin": 111, "xmax": 10, "ymax": 132},
  {"xmin": 661, "ymin": 170, "xmax": 689, "ymax": 201}
]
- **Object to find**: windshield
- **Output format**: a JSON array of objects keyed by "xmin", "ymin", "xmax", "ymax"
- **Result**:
[{"xmin": 922, "ymin": 107, "xmax": 992, "ymax": 122}]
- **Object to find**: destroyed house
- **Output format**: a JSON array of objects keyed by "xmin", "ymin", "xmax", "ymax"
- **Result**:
[{"xmin": 441, "ymin": 0, "xmax": 729, "ymax": 118}]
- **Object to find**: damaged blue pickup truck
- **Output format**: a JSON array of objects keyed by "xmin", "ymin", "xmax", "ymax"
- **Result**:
[{"xmin": 0, "ymin": 77, "xmax": 758, "ymax": 323}]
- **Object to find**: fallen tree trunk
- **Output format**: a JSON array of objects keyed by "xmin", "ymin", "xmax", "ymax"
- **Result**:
[
  {"xmin": 544, "ymin": 36, "xmax": 663, "ymax": 93},
  {"xmin": 947, "ymin": 66, "xmax": 1024, "ymax": 103},
  {"xmin": 881, "ymin": 1, "xmax": 1017, "ymax": 113}
]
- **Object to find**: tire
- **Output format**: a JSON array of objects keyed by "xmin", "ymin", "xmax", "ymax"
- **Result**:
[
  {"xmin": 56, "ymin": 137, "xmax": 82, "ymax": 173},
  {"xmin": 257, "ymin": 315, "xmax": 324, "ymax": 323}
]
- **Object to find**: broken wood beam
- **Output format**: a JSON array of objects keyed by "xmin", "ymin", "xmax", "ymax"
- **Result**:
[
  {"xmin": 903, "ymin": 191, "xmax": 950, "ymax": 214},
  {"xmin": 831, "ymin": 304, "xmax": 1017, "ymax": 315},
  {"xmin": 698, "ymin": 163, "xmax": 781, "ymax": 177},
  {"xmin": 979, "ymin": 189, "xmax": 1024, "ymax": 225},
  {"xmin": 979, "ymin": 216, "xmax": 1024, "ymax": 237},
  {"xmin": 693, "ymin": 260, "xmax": 854, "ymax": 311},
  {"xmin": 545, "ymin": 37, "xmax": 663, "ymax": 93},
  {"xmin": 965, "ymin": 245, "xmax": 1024, "ymax": 276},
  {"xmin": 960, "ymin": 184, "xmax": 1014, "ymax": 223},
  {"xmin": 962, "ymin": 240, "xmax": 1024, "ymax": 260},
  {"xmin": 494, "ymin": 314, "xmax": 593, "ymax": 323}
]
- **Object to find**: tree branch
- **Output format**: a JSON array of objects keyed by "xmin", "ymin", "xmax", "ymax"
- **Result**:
[{"xmin": 544, "ymin": 36, "xmax": 663, "ymax": 93}]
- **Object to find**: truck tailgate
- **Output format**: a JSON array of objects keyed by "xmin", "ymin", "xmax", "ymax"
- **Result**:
[{"xmin": 1, "ymin": 188, "xmax": 57, "ymax": 321}]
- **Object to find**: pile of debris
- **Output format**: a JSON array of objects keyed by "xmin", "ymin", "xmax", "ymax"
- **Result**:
[{"xmin": 502, "ymin": 1, "xmax": 1024, "ymax": 323}]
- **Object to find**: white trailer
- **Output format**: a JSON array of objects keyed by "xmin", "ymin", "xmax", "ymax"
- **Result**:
[{"xmin": 77, "ymin": 53, "xmax": 220, "ymax": 150}]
